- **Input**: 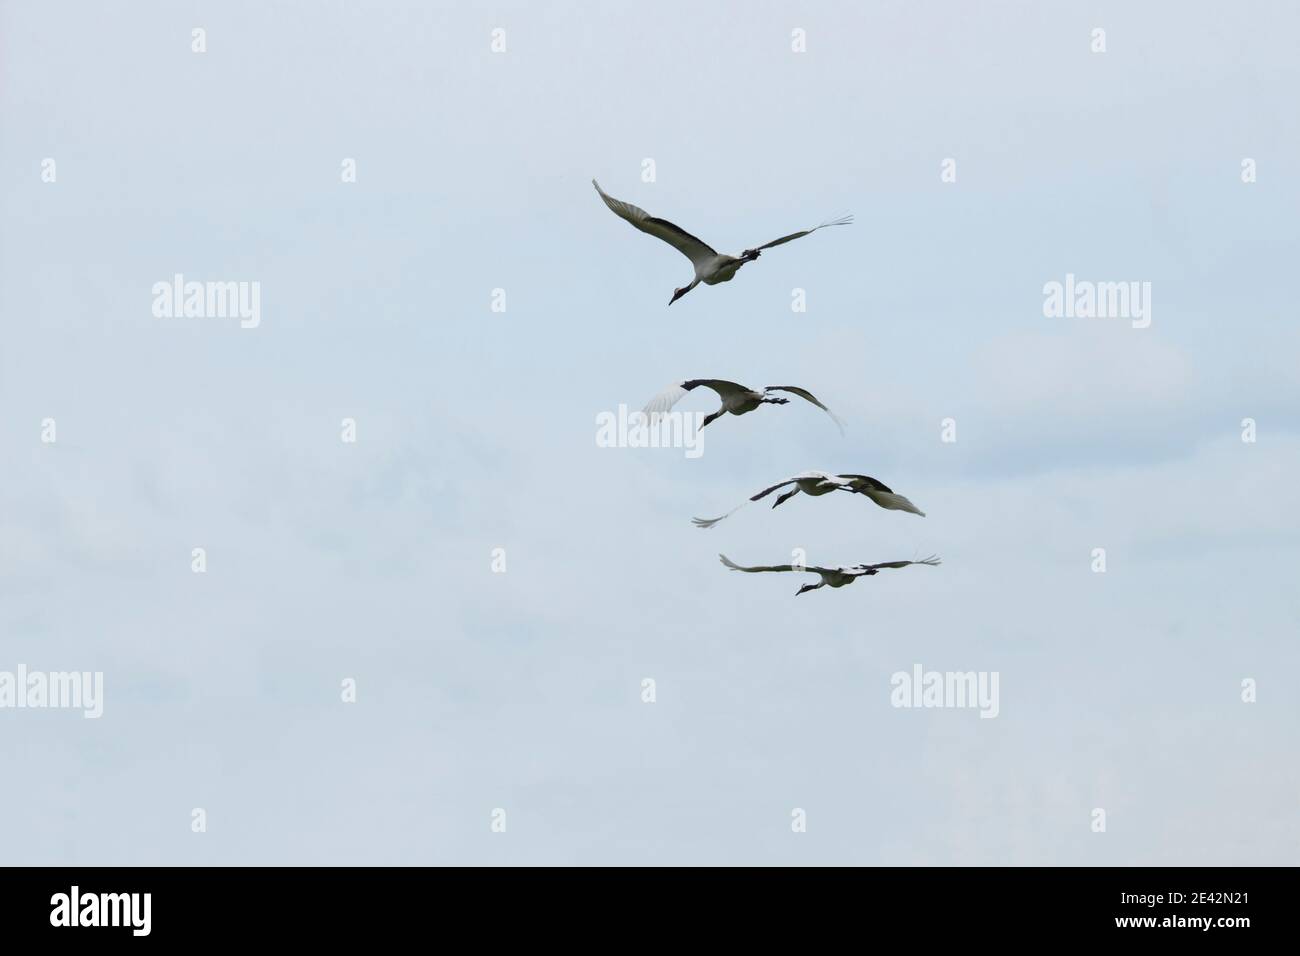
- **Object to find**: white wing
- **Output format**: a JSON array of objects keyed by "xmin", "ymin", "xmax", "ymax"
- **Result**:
[
  {"xmin": 860, "ymin": 555, "xmax": 942, "ymax": 572},
  {"xmin": 692, "ymin": 471, "xmax": 846, "ymax": 529},
  {"xmin": 746, "ymin": 215, "xmax": 854, "ymax": 253},
  {"xmin": 692, "ymin": 504, "xmax": 749, "ymax": 529},
  {"xmin": 860, "ymin": 489, "xmax": 926, "ymax": 517},
  {"xmin": 593, "ymin": 180, "xmax": 718, "ymax": 269},
  {"xmin": 719, "ymin": 554, "xmax": 833, "ymax": 575},
  {"xmin": 642, "ymin": 379, "xmax": 748, "ymax": 417}
]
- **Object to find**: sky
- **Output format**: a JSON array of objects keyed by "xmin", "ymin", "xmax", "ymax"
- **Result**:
[{"xmin": 1, "ymin": 0, "xmax": 1298, "ymax": 865}]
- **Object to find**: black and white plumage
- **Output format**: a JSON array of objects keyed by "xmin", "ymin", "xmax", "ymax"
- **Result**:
[
  {"xmin": 592, "ymin": 180, "xmax": 852, "ymax": 305},
  {"xmin": 643, "ymin": 379, "xmax": 844, "ymax": 434},
  {"xmin": 692, "ymin": 470, "xmax": 925, "ymax": 528},
  {"xmin": 719, "ymin": 553, "xmax": 940, "ymax": 596}
]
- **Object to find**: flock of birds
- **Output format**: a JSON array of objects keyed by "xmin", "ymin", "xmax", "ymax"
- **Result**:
[{"xmin": 595, "ymin": 179, "xmax": 940, "ymax": 597}]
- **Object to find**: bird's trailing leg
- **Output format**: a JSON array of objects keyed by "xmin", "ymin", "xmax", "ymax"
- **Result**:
[
  {"xmin": 762, "ymin": 397, "xmax": 790, "ymax": 405},
  {"xmin": 771, "ymin": 489, "xmax": 800, "ymax": 509}
]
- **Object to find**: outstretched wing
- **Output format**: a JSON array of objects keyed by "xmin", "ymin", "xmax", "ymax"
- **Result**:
[
  {"xmin": 861, "ymin": 555, "xmax": 941, "ymax": 572},
  {"xmin": 720, "ymin": 554, "xmax": 795, "ymax": 573},
  {"xmin": 764, "ymin": 385, "xmax": 845, "ymax": 434},
  {"xmin": 694, "ymin": 472, "xmax": 847, "ymax": 529},
  {"xmin": 746, "ymin": 215, "xmax": 853, "ymax": 253},
  {"xmin": 693, "ymin": 486, "xmax": 770, "ymax": 527},
  {"xmin": 593, "ymin": 180, "xmax": 717, "ymax": 268},
  {"xmin": 747, "ymin": 475, "xmax": 804, "ymax": 502},
  {"xmin": 719, "ymin": 554, "xmax": 831, "ymax": 575},
  {"xmin": 692, "ymin": 509, "xmax": 743, "ymax": 529},
  {"xmin": 694, "ymin": 472, "xmax": 815, "ymax": 529},
  {"xmin": 838, "ymin": 474, "xmax": 926, "ymax": 516},
  {"xmin": 837, "ymin": 474, "xmax": 893, "ymax": 493},
  {"xmin": 643, "ymin": 379, "xmax": 747, "ymax": 416},
  {"xmin": 866, "ymin": 490, "xmax": 925, "ymax": 516}
]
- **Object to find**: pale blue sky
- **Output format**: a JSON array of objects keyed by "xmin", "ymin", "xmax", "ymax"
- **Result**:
[{"xmin": 1, "ymin": 0, "xmax": 1298, "ymax": 864}]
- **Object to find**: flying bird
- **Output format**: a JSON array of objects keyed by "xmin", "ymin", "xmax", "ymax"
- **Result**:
[
  {"xmin": 592, "ymin": 179, "xmax": 852, "ymax": 305},
  {"xmin": 692, "ymin": 470, "xmax": 925, "ymax": 528},
  {"xmin": 719, "ymin": 554, "xmax": 941, "ymax": 596},
  {"xmin": 643, "ymin": 379, "xmax": 844, "ymax": 433}
]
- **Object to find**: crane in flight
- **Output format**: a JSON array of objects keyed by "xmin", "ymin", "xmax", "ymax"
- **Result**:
[
  {"xmin": 692, "ymin": 471, "xmax": 926, "ymax": 528},
  {"xmin": 593, "ymin": 180, "xmax": 852, "ymax": 305},
  {"xmin": 719, "ymin": 554, "xmax": 941, "ymax": 596},
  {"xmin": 643, "ymin": 379, "xmax": 844, "ymax": 433}
]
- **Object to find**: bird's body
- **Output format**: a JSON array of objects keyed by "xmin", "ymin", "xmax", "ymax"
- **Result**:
[
  {"xmin": 644, "ymin": 379, "xmax": 844, "ymax": 433},
  {"xmin": 692, "ymin": 470, "xmax": 925, "ymax": 528},
  {"xmin": 698, "ymin": 254, "xmax": 748, "ymax": 286},
  {"xmin": 709, "ymin": 382, "xmax": 768, "ymax": 415},
  {"xmin": 592, "ymin": 179, "xmax": 852, "ymax": 304},
  {"xmin": 791, "ymin": 473, "xmax": 846, "ymax": 498},
  {"xmin": 719, "ymin": 553, "xmax": 940, "ymax": 596}
]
